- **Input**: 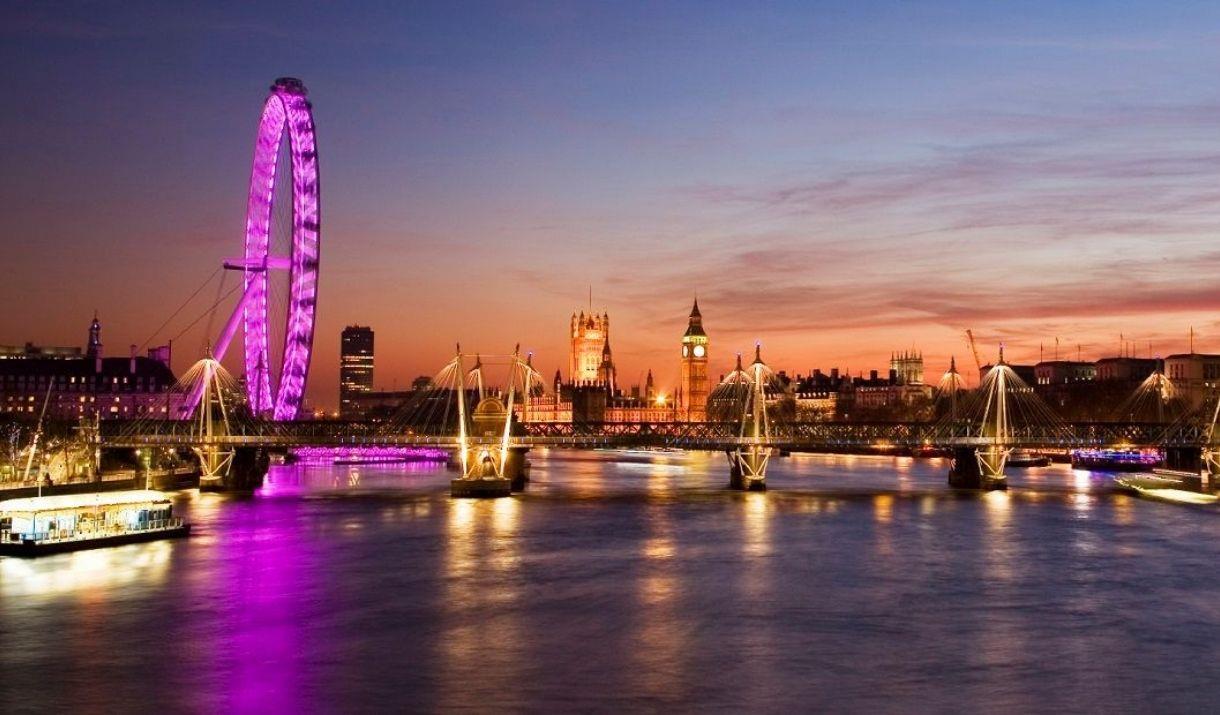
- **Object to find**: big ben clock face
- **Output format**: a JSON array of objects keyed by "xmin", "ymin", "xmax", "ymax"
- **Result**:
[
  {"xmin": 682, "ymin": 345, "xmax": 689, "ymax": 357},
  {"xmin": 693, "ymin": 344, "xmax": 706, "ymax": 358}
]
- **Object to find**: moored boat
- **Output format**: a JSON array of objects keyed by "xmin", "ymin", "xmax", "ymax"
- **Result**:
[
  {"xmin": 0, "ymin": 490, "xmax": 190, "ymax": 557},
  {"xmin": 1007, "ymin": 449, "xmax": 1051, "ymax": 468},
  {"xmin": 1070, "ymin": 448, "xmax": 1162, "ymax": 472}
]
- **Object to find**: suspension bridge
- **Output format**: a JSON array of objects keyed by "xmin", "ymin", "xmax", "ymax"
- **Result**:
[{"xmin": 99, "ymin": 77, "xmax": 1220, "ymax": 497}]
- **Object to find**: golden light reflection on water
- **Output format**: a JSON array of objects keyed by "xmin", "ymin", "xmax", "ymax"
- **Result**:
[
  {"xmin": 437, "ymin": 495, "xmax": 524, "ymax": 704},
  {"xmin": 983, "ymin": 490, "xmax": 1012, "ymax": 528},
  {"xmin": 742, "ymin": 492, "xmax": 772, "ymax": 558},
  {"xmin": 643, "ymin": 533, "xmax": 676, "ymax": 561},
  {"xmin": 982, "ymin": 490, "xmax": 1015, "ymax": 585},
  {"xmin": 629, "ymin": 498, "xmax": 689, "ymax": 698},
  {"xmin": 1, "ymin": 540, "xmax": 171, "ymax": 598},
  {"xmin": 872, "ymin": 493, "xmax": 895, "ymax": 556},
  {"xmin": 873, "ymin": 494, "xmax": 894, "ymax": 524}
]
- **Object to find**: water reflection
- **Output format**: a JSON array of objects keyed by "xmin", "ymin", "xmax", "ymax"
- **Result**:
[
  {"xmin": 0, "ymin": 540, "xmax": 171, "ymax": 598},
  {"xmin": 630, "ymin": 500, "xmax": 688, "ymax": 699},
  {"xmin": 2, "ymin": 453, "xmax": 1216, "ymax": 712},
  {"xmin": 437, "ymin": 495, "xmax": 524, "ymax": 706}
]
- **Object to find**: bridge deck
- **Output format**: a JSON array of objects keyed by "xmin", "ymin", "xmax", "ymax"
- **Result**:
[{"xmin": 99, "ymin": 420, "xmax": 1204, "ymax": 450}]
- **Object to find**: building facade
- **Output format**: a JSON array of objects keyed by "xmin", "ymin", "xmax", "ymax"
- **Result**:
[
  {"xmin": 1034, "ymin": 360, "xmax": 1097, "ymax": 385},
  {"xmin": 1094, "ymin": 357, "xmax": 1158, "ymax": 382},
  {"xmin": 679, "ymin": 300, "xmax": 709, "ymax": 421},
  {"xmin": 0, "ymin": 316, "xmax": 177, "ymax": 420},
  {"xmin": 339, "ymin": 325, "xmax": 375, "ymax": 419},
  {"xmin": 1163, "ymin": 353, "xmax": 1220, "ymax": 408}
]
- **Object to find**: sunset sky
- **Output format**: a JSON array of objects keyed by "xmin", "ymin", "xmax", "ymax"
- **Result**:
[{"xmin": 4, "ymin": 1, "xmax": 1220, "ymax": 409}]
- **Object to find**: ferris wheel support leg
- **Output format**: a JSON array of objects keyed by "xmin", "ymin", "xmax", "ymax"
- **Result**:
[
  {"xmin": 179, "ymin": 285, "xmax": 258, "ymax": 419},
  {"xmin": 212, "ymin": 282, "xmax": 259, "ymax": 363}
]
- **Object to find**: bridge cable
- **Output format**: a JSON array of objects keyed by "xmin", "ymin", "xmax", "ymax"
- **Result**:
[{"xmin": 137, "ymin": 266, "xmax": 223, "ymax": 353}]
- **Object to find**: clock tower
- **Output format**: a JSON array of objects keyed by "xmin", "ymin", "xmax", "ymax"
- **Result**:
[{"xmin": 680, "ymin": 299, "xmax": 709, "ymax": 421}]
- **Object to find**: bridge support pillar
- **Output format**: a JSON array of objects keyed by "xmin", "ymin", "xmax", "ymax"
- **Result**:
[
  {"xmin": 450, "ymin": 443, "xmax": 514, "ymax": 498},
  {"xmin": 728, "ymin": 446, "xmax": 769, "ymax": 491},
  {"xmin": 507, "ymin": 447, "xmax": 531, "ymax": 492},
  {"xmin": 199, "ymin": 447, "xmax": 268, "ymax": 492},
  {"xmin": 948, "ymin": 445, "xmax": 1008, "ymax": 491}
]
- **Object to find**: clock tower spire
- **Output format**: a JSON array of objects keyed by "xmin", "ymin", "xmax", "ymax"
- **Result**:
[{"xmin": 680, "ymin": 298, "xmax": 709, "ymax": 421}]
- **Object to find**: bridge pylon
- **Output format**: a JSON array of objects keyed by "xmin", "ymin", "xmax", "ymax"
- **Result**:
[
  {"xmin": 449, "ymin": 347, "xmax": 534, "ymax": 498},
  {"xmin": 721, "ymin": 346, "xmax": 773, "ymax": 491},
  {"xmin": 176, "ymin": 355, "xmax": 269, "ymax": 491},
  {"xmin": 946, "ymin": 346, "xmax": 1042, "ymax": 491}
]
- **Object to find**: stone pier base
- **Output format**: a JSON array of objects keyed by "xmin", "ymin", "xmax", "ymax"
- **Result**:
[
  {"xmin": 948, "ymin": 446, "xmax": 1007, "ymax": 491},
  {"xmin": 451, "ymin": 478, "xmax": 513, "ymax": 498},
  {"xmin": 199, "ymin": 448, "xmax": 268, "ymax": 492},
  {"xmin": 727, "ymin": 451, "xmax": 767, "ymax": 491}
]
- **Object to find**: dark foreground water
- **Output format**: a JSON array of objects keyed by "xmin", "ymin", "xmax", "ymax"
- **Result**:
[{"xmin": 2, "ymin": 451, "xmax": 1219, "ymax": 713}]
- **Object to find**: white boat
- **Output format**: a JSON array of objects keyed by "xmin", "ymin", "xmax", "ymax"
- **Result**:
[
  {"xmin": 0, "ymin": 490, "xmax": 190, "ymax": 557},
  {"xmin": 1114, "ymin": 476, "xmax": 1219, "ymax": 506}
]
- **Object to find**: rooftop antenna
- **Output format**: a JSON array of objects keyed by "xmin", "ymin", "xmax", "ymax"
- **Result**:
[{"xmin": 1190, "ymin": 326, "xmax": 1195, "ymax": 354}]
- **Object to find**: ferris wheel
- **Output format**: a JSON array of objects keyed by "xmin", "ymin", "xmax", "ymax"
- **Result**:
[{"xmin": 201, "ymin": 78, "xmax": 321, "ymax": 421}]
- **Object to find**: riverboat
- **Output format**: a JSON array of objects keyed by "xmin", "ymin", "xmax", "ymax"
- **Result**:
[
  {"xmin": 1007, "ymin": 449, "xmax": 1051, "ymax": 468},
  {"xmin": 1070, "ymin": 448, "xmax": 1162, "ymax": 472},
  {"xmin": 0, "ymin": 490, "xmax": 190, "ymax": 557}
]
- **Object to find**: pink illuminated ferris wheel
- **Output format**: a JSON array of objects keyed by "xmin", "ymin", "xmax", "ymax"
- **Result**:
[{"xmin": 207, "ymin": 78, "xmax": 320, "ymax": 420}]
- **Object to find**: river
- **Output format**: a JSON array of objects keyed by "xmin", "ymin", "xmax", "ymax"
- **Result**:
[{"xmin": 2, "ymin": 450, "xmax": 1218, "ymax": 712}]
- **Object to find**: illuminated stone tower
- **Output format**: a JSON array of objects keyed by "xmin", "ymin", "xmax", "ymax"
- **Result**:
[
  {"xmin": 570, "ymin": 310, "xmax": 609, "ymax": 383},
  {"xmin": 680, "ymin": 299, "xmax": 709, "ymax": 421},
  {"xmin": 890, "ymin": 349, "xmax": 924, "ymax": 385}
]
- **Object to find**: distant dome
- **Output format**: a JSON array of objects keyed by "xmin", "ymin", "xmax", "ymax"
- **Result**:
[{"xmin": 473, "ymin": 396, "xmax": 507, "ymax": 416}]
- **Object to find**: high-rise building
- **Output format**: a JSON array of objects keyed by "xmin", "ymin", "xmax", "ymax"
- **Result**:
[
  {"xmin": 680, "ymin": 299, "xmax": 709, "ymax": 421},
  {"xmin": 570, "ymin": 310, "xmax": 610, "ymax": 384},
  {"xmin": 340, "ymin": 326, "xmax": 374, "ymax": 419}
]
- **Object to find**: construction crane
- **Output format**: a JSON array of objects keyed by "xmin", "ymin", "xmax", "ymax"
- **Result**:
[{"xmin": 965, "ymin": 329, "xmax": 984, "ymax": 375}]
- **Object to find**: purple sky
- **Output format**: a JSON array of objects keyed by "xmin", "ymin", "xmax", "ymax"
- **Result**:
[{"xmin": 3, "ymin": 1, "xmax": 1220, "ymax": 408}]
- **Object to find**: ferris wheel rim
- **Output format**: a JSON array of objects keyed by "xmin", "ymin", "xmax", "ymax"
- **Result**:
[{"xmin": 241, "ymin": 78, "xmax": 320, "ymax": 421}]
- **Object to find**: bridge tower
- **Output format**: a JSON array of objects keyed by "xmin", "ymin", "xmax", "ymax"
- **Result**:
[
  {"xmin": 450, "ymin": 347, "xmax": 533, "ymax": 498},
  {"xmin": 190, "ymin": 356, "xmax": 236, "ymax": 490},
  {"xmin": 1196, "ymin": 392, "xmax": 1220, "ymax": 490},
  {"xmin": 178, "ymin": 355, "xmax": 268, "ymax": 491},
  {"xmin": 949, "ymin": 347, "xmax": 1012, "ymax": 490},
  {"xmin": 728, "ymin": 345, "xmax": 772, "ymax": 491}
]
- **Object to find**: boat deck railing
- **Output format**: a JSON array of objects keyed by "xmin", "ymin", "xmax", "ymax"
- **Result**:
[{"xmin": 1, "ymin": 518, "xmax": 187, "ymax": 545}]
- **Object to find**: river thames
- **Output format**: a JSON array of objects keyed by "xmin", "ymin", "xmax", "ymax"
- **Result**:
[{"xmin": 2, "ymin": 450, "xmax": 1218, "ymax": 712}]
